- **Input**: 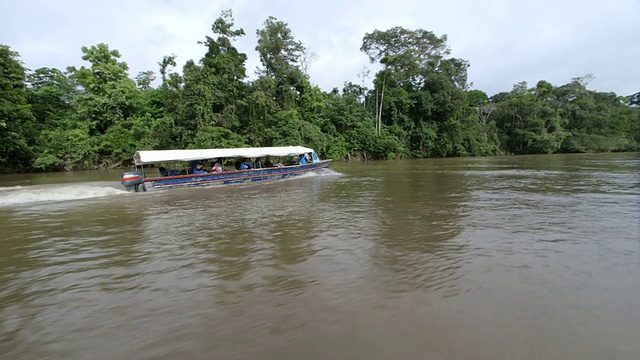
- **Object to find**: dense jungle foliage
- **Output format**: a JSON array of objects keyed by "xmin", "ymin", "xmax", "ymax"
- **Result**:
[{"xmin": 1, "ymin": 11, "xmax": 638, "ymax": 172}]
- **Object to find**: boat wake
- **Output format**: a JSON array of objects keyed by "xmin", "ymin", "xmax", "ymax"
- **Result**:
[
  {"xmin": 0, "ymin": 183, "xmax": 128, "ymax": 207},
  {"xmin": 301, "ymin": 168, "xmax": 342, "ymax": 178},
  {"xmin": 286, "ymin": 168, "xmax": 342, "ymax": 180}
]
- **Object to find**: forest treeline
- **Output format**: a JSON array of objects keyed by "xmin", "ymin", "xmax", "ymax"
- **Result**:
[{"xmin": 1, "ymin": 10, "xmax": 638, "ymax": 172}]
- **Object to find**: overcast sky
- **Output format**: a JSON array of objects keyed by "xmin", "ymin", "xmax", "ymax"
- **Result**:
[{"xmin": 1, "ymin": 0, "xmax": 638, "ymax": 96}]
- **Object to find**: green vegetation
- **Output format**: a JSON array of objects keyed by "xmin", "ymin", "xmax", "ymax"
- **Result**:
[{"xmin": 1, "ymin": 10, "xmax": 638, "ymax": 172}]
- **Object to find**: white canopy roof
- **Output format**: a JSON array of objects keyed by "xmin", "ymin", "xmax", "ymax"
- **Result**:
[{"xmin": 134, "ymin": 146, "xmax": 315, "ymax": 165}]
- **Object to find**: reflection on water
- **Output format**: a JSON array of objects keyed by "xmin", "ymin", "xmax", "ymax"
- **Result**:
[
  {"xmin": 0, "ymin": 153, "xmax": 639, "ymax": 359},
  {"xmin": 370, "ymin": 161, "xmax": 470, "ymax": 298}
]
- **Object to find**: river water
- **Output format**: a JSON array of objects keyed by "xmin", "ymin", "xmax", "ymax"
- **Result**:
[{"xmin": 0, "ymin": 153, "xmax": 638, "ymax": 359}]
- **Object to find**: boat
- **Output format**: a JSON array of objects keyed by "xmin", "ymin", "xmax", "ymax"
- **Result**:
[{"xmin": 120, "ymin": 146, "xmax": 331, "ymax": 192}]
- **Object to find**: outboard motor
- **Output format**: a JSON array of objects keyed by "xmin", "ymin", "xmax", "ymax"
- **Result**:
[{"xmin": 121, "ymin": 171, "xmax": 146, "ymax": 192}]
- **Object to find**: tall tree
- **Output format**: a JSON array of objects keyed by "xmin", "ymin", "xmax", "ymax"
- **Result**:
[
  {"xmin": 250, "ymin": 16, "xmax": 322, "ymax": 149},
  {"xmin": 153, "ymin": 54, "xmax": 185, "ymax": 148},
  {"xmin": 66, "ymin": 43, "xmax": 147, "ymax": 168},
  {"xmin": 199, "ymin": 9, "xmax": 248, "ymax": 128},
  {"xmin": 254, "ymin": 16, "xmax": 309, "ymax": 110},
  {"xmin": 25, "ymin": 67, "xmax": 78, "ymax": 170},
  {"xmin": 26, "ymin": 67, "xmax": 75, "ymax": 131},
  {"xmin": 69, "ymin": 43, "xmax": 139, "ymax": 136},
  {"xmin": 255, "ymin": 16, "xmax": 305, "ymax": 79},
  {"xmin": 361, "ymin": 27, "xmax": 451, "ymax": 136},
  {"xmin": 135, "ymin": 70, "xmax": 156, "ymax": 90},
  {"xmin": 178, "ymin": 10, "xmax": 250, "ymax": 149},
  {"xmin": 0, "ymin": 45, "xmax": 35, "ymax": 171},
  {"xmin": 360, "ymin": 27, "xmax": 472, "ymax": 157}
]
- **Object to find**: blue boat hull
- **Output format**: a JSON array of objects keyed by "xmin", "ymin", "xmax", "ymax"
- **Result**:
[{"xmin": 142, "ymin": 160, "xmax": 331, "ymax": 190}]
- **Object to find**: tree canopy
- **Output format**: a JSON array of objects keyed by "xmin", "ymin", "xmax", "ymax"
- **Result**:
[{"xmin": 0, "ymin": 10, "xmax": 637, "ymax": 173}]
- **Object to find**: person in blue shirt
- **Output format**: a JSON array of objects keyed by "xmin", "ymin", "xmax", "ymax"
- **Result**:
[
  {"xmin": 239, "ymin": 158, "xmax": 253, "ymax": 170},
  {"xmin": 299, "ymin": 154, "xmax": 308, "ymax": 164},
  {"xmin": 192, "ymin": 160, "xmax": 208, "ymax": 174}
]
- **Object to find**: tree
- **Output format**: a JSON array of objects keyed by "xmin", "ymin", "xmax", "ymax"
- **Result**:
[
  {"xmin": 69, "ymin": 43, "xmax": 139, "ymax": 136},
  {"xmin": 468, "ymin": 89, "xmax": 491, "ymax": 123},
  {"xmin": 65, "ymin": 43, "xmax": 149, "ymax": 168},
  {"xmin": 26, "ymin": 67, "xmax": 77, "ymax": 170},
  {"xmin": 356, "ymin": 65, "xmax": 370, "ymax": 107},
  {"xmin": 254, "ymin": 16, "xmax": 309, "ymax": 110},
  {"xmin": 360, "ymin": 27, "xmax": 472, "ymax": 157},
  {"xmin": 249, "ymin": 16, "xmax": 323, "ymax": 150},
  {"xmin": 197, "ymin": 9, "xmax": 248, "ymax": 129},
  {"xmin": 1, "ymin": 17, "xmax": 638, "ymax": 173},
  {"xmin": 154, "ymin": 54, "xmax": 184, "ymax": 147},
  {"xmin": 361, "ymin": 27, "xmax": 451, "ymax": 135},
  {"xmin": 0, "ymin": 45, "xmax": 36, "ymax": 171},
  {"xmin": 135, "ymin": 70, "xmax": 156, "ymax": 90},
  {"xmin": 27, "ymin": 67, "xmax": 75, "ymax": 130},
  {"xmin": 299, "ymin": 48, "xmax": 318, "ymax": 76},
  {"xmin": 70, "ymin": 43, "xmax": 130, "ymax": 95},
  {"xmin": 255, "ymin": 16, "xmax": 305, "ymax": 79}
]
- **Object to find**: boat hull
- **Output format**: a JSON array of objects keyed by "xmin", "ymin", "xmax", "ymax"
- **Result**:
[{"xmin": 142, "ymin": 160, "xmax": 331, "ymax": 190}]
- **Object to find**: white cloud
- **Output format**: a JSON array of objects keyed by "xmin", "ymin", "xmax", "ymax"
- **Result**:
[{"xmin": 1, "ymin": 0, "xmax": 638, "ymax": 96}]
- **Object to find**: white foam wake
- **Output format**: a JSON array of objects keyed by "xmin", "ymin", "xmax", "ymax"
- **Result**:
[
  {"xmin": 295, "ymin": 168, "xmax": 343, "ymax": 179},
  {"xmin": 0, "ymin": 184, "xmax": 128, "ymax": 206}
]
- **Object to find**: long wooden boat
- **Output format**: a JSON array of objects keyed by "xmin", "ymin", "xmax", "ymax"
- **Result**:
[{"xmin": 120, "ymin": 146, "xmax": 332, "ymax": 192}]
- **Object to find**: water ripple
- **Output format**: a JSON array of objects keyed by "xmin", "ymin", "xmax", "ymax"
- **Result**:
[{"xmin": 1, "ymin": 154, "xmax": 639, "ymax": 358}]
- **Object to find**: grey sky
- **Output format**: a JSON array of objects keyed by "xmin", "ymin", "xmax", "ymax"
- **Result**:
[{"xmin": 1, "ymin": 0, "xmax": 638, "ymax": 96}]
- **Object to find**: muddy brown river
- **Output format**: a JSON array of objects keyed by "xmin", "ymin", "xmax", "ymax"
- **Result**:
[{"xmin": 0, "ymin": 153, "xmax": 638, "ymax": 359}]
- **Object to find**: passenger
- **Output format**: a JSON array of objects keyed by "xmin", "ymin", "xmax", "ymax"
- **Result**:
[
  {"xmin": 299, "ymin": 154, "xmax": 308, "ymax": 165},
  {"xmin": 263, "ymin": 156, "xmax": 274, "ymax": 168},
  {"xmin": 254, "ymin": 158, "xmax": 263, "ymax": 169},
  {"xmin": 210, "ymin": 159, "xmax": 224, "ymax": 173},
  {"xmin": 263, "ymin": 156, "xmax": 284, "ymax": 168},
  {"xmin": 239, "ymin": 158, "xmax": 253, "ymax": 170},
  {"xmin": 192, "ymin": 160, "xmax": 208, "ymax": 174},
  {"xmin": 158, "ymin": 167, "xmax": 170, "ymax": 177},
  {"xmin": 307, "ymin": 152, "xmax": 315, "ymax": 163}
]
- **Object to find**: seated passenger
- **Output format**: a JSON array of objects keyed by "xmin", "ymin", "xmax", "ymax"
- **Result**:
[
  {"xmin": 263, "ymin": 156, "xmax": 274, "ymax": 168},
  {"xmin": 299, "ymin": 154, "xmax": 308, "ymax": 165},
  {"xmin": 307, "ymin": 152, "xmax": 316, "ymax": 163},
  {"xmin": 192, "ymin": 160, "xmax": 208, "ymax": 174},
  {"xmin": 263, "ymin": 156, "xmax": 284, "ymax": 168},
  {"xmin": 210, "ymin": 159, "xmax": 224, "ymax": 173},
  {"xmin": 158, "ymin": 167, "xmax": 170, "ymax": 177},
  {"xmin": 239, "ymin": 158, "xmax": 253, "ymax": 170}
]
